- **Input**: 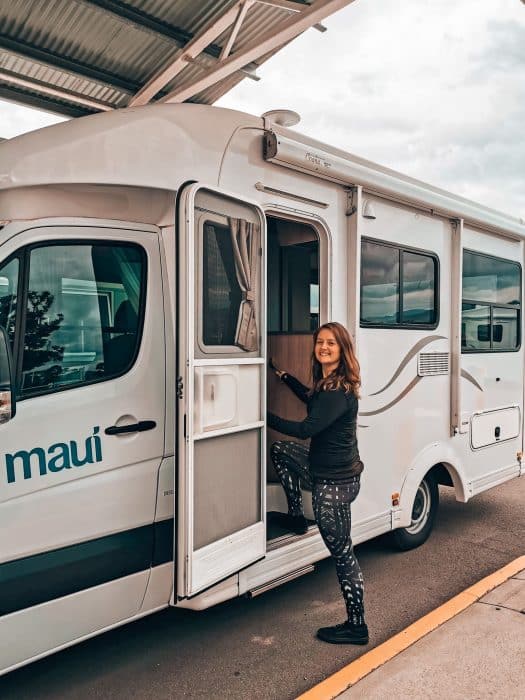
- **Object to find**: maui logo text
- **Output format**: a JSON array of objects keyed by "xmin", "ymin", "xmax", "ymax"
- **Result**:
[{"xmin": 5, "ymin": 427, "xmax": 102, "ymax": 484}]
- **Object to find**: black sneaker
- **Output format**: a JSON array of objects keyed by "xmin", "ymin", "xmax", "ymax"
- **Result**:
[
  {"xmin": 272, "ymin": 513, "xmax": 308, "ymax": 535},
  {"xmin": 316, "ymin": 622, "xmax": 369, "ymax": 645}
]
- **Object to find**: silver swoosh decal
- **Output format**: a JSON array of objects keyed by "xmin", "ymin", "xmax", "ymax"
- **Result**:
[
  {"xmin": 359, "ymin": 362, "xmax": 483, "ymax": 421},
  {"xmin": 360, "ymin": 376, "xmax": 422, "ymax": 416},
  {"xmin": 369, "ymin": 335, "xmax": 447, "ymax": 396},
  {"xmin": 461, "ymin": 369, "xmax": 484, "ymax": 392}
]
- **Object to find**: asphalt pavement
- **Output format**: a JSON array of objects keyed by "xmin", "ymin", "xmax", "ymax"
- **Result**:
[
  {"xmin": 1, "ymin": 476, "xmax": 524, "ymax": 700},
  {"xmin": 299, "ymin": 558, "xmax": 525, "ymax": 700}
]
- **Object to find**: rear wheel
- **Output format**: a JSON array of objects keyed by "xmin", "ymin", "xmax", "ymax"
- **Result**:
[{"xmin": 392, "ymin": 474, "xmax": 439, "ymax": 551}]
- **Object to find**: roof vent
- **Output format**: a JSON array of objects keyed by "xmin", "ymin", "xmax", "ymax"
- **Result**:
[{"xmin": 262, "ymin": 109, "xmax": 301, "ymax": 127}]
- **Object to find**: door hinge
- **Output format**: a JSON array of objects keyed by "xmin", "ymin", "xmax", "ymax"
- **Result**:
[{"xmin": 176, "ymin": 375, "xmax": 184, "ymax": 399}]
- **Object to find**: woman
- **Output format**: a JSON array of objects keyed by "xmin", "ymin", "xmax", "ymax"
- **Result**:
[{"xmin": 267, "ymin": 322, "xmax": 368, "ymax": 645}]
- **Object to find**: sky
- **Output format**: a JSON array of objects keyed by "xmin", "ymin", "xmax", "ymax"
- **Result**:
[{"xmin": 1, "ymin": 0, "xmax": 524, "ymax": 219}]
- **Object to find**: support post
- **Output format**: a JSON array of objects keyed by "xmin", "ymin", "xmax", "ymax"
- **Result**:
[
  {"xmin": 347, "ymin": 185, "xmax": 362, "ymax": 353},
  {"xmin": 450, "ymin": 218, "xmax": 464, "ymax": 436}
]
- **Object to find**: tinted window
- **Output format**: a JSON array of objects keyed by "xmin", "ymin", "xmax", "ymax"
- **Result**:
[
  {"xmin": 463, "ymin": 251, "xmax": 520, "ymax": 306},
  {"xmin": 21, "ymin": 244, "xmax": 145, "ymax": 396},
  {"xmin": 202, "ymin": 222, "xmax": 242, "ymax": 346},
  {"xmin": 462, "ymin": 251, "xmax": 521, "ymax": 352},
  {"xmin": 492, "ymin": 307, "xmax": 519, "ymax": 349},
  {"xmin": 360, "ymin": 241, "xmax": 399, "ymax": 324},
  {"xmin": 461, "ymin": 303, "xmax": 491, "ymax": 351},
  {"xmin": 361, "ymin": 241, "xmax": 438, "ymax": 327},
  {"xmin": 0, "ymin": 257, "xmax": 19, "ymax": 348},
  {"xmin": 402, "ymin": 252, "xmax": 436, "ymax": 324}
]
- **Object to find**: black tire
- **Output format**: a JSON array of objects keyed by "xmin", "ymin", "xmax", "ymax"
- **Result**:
[{"xmin": 392, "ymin": 473, "xmax": 439, "ymax": 551}]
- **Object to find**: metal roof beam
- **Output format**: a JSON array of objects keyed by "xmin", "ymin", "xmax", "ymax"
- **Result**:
[
  {"xmin": 77, "ymin": 0, "xmax": 225, "ymax": 59},
  {"xmin": 0, "ymin": 36, "xmax": 137, "ymax": 94},
  {"xmin": 220, "ymin": 1, "xmax": 254, "ymax": 60},
  {"xmin": 254, "ymin": 1, "xmax": 327, "ymax": 31},
  {"xmin": 129, "ymin": 1, "xmax": 251, "ymax": 107},
  {"xmin": 0, "ymin": 69, "xmax": 114, "ymax": 112},
  {"xmin": 0, "ymin": 85, "xmax": 92, "ymax": 118},
  {"xmin": 254, "ymin": 0, "xmax": 312, "ymax": 10},
  {"xmin": 161, "ymin": 0, "xmax": 355, "ymax": 104}
]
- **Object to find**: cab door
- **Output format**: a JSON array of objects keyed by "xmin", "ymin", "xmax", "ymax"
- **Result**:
[
  {"xmin": 176, "ymin": 185, "xmax": 266, "ymax": 598},
  {"xmin": 0, "ymin": 220, "xmax": 165, "ymax": 669}
]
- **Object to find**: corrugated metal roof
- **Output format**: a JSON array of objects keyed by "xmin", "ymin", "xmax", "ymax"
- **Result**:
[{"xmin": 0, "ymin": 0, "xmax": 355, "ymax": 117}]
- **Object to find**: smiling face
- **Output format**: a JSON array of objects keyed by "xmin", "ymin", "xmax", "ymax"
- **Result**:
[{"xmin": 314, "ymin": 328, "xmax": 341, "ymax": 375}]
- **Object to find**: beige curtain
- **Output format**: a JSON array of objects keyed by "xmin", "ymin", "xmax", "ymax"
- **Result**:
[{"xmin": 229, "ymin": 217, "xmax": 259, "ymax": 352}]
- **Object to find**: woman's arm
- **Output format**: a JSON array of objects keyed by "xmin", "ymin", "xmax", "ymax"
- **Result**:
[
  {"xmin": 269, "ymin": 358, "xmax": 310, "ymax": 403},
  {"xmin": 268, "ymin": 390, "xmax": 351, "ymax": 439},
  {"xmin": 281, "ymin": 373, "xmax": 310, "ymax": 404}
]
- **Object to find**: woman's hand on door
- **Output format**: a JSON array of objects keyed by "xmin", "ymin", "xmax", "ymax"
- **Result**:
[{"xmin": 269, "ymin": 357, "xmax": 287, "ymax": 380}]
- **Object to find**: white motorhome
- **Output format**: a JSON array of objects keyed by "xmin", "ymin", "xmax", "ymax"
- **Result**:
[{"xmin": 0, "ymin": 104, "xmax": 523, "ymax": 674}]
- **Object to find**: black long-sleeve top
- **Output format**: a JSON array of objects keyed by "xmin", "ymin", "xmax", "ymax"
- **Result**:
[{"xmin": 268, "ymin": 373, "xmax": 363, "ymax": 481}]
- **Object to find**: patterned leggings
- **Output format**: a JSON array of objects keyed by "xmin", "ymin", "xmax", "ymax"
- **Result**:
[{"xmin": 271, "ymin": 441, "xmax": 365, "ymax": 626}]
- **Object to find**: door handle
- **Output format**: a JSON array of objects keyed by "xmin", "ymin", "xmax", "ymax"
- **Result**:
[{"xmin": 105, "ymin": 420, "xmax": 157, "ymax": 435}]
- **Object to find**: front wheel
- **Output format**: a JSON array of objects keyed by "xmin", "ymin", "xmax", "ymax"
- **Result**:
[{"xmin": 392, "ymin": 474, "xmax": 439, "ymax": 551}]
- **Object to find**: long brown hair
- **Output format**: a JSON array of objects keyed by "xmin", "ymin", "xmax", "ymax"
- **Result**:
[{"xmin": 311, "ymin": 322, "xmax": 361, "ymax": 397}]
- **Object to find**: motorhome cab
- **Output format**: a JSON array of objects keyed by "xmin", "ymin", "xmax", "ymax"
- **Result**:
[{"xmin": 0, "ymin": 104, "xmax": 523, "ymax": 674}]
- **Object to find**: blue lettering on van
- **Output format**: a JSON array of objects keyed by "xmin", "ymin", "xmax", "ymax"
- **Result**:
[{"xmin": 5, "ymin": 427, "xmax": 102, "ymax": 484}]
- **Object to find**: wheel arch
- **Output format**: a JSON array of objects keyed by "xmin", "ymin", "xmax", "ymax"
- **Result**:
[{"xmin": 397, "ymin": 444, "xmax": 468, "ymax": 529}]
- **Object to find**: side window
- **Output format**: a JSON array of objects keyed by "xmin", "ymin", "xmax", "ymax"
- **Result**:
[
  {"xmin": 402, "ymin": 251, "xmax": 436, "ymax": 324},
  {"xmin": 462, "ymin": 251, "xmax": 521, "ymax": 352},
  {"xmin": 360, "ymin": 240, "xmax": 438, "ymax": 327},
  {"xmin": 360, "ymin": 241, "xmax": 399, "ymax": 325},
  {"xmin": 0, "ymin": 257, "xmax": 19, "ymax": 347},
  {"xmin": 20, "ymin": 243, "xmax": 145, "ymax": 397}
]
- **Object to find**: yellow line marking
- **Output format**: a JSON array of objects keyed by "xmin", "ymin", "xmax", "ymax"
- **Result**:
[{"xmin": 296, "ymin": 555, "xmax": 525, "ymax": 700}]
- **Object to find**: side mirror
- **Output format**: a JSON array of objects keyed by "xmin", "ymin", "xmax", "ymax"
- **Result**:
[{"xmin": 0, "ymin": 325, "xmax": 16, "ymax": 424}]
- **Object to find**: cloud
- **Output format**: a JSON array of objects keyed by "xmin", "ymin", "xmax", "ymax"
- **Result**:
[
  {"xmin": 218, "ymin": 0, "xmax": 525, "ymax": 218},
  {"xmin": 0, "ymin": 0, "xmax": 523, "ymax": 218},
  {"xmin": 471, "ymin": 20, "xmax": 525, "ymax": 73}
]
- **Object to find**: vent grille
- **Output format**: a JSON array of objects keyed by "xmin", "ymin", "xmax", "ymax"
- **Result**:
[{"xmin": 418, "ymin": 352, "xmax": 449, "ymax": 376}]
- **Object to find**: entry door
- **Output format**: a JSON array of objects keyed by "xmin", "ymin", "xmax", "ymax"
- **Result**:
[{"xmin": 177, "ymin": 184, "xmax": 266, "ymax": 597}]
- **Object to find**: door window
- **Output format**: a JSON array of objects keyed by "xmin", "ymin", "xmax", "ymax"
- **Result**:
[
  {"xmin": 200, "ymin": 215, "xmax": 260, "ymax": 353},
  {"xmin": 202, "ymin": 222, "xmax": 243, "ymax": 347},
  {"xmin": 20, "ymin": 243, "xmax": 146, "ymax": 397}
]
